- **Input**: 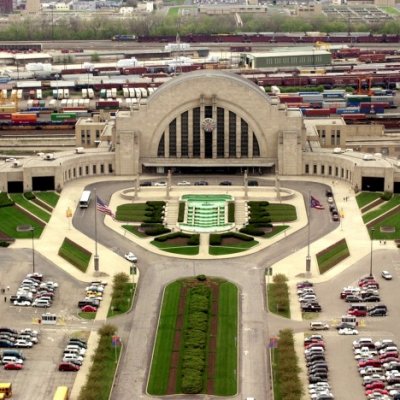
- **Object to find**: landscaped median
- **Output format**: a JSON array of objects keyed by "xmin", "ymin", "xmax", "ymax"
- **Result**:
[
  {"xmin": 267, "ymin": 274, "xmax": 290, "ymax": 318},
  {"xmin": 107, "ymin": 272, "xmax": 135, "ymax": 317},
  {"xmin": 78, "ymin": 324, "xmax": 122, "ymax": 400},
  {"xmin": 147, "ymin": 276, "xmax": 237, "ymax": 396},
  {"xmin": 316, "ymin": 238, "xmax": 350, "ymax": 274},
  {"xmin": 151, "ymin": 232, "xmax": 200, "ymax": 255},
  {"xmin": 58, "ymin": 237, "xmax": 92, "ymax": 272},
  {"xmin": 209, "ymin": 232, "xmax": 258, "ymax": 255}
]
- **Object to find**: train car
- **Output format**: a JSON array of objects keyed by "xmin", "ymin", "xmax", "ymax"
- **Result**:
[
  {"xmin": 50, "ymin": 113, "xmax": 77, "ymax": 122},
  {"xmin": 11, "ymin": 113, "xmax": 38, "ymax": 123},
  {"xmin": 95, "ymin": 100, "xmax": 119, "ymax": 110},
  {"xmin": 120, "ymin": 67, "xmax": 147, "ymax": 75},
  {"xmin": 230, "ymin": 46, "xmax": 252, "ymax": 52},
  {"xmin": 112, "ymin": 34, "xmax": 137, "ymax": 41},
  {"xmin": 302, "ymin": 108, "xmax": 332, "ymax": 117}
]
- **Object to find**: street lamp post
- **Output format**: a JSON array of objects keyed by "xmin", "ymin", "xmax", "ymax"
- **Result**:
[
  {"xmin": 31, "ymin": 227, "xmax": 35, "ymax": 274},
  {"xmin": 369, "ymin": 227, "xmax": 375, "ymax": 277}
]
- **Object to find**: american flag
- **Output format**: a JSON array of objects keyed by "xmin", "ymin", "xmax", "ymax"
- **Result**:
[
  {"xmin": 310, "ymin": 195, "xmax": 324, "ymax": 210},
  {"xmin": 96, "ymin": 196, "xmax": 115, "ymax": 218}
]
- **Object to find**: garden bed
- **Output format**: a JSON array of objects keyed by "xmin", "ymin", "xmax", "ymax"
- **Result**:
[
  {"xmin": 316, "ymin": 238, "xmax": 350, "ymax": 274},
  {"xmin": 147, "ymin": 276, "xmax": 237, "ymax": 396},
  {"xmin": 58, "ymin": 237, "xmax": 92, "ymax": 272}
]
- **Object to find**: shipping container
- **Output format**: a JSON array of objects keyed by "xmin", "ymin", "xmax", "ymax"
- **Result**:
[
  {"xmin": 11, "ymin": 113, "xmax": 37, "ymax": 123},
  {"xmin": 278, "ymin": 95, "xmax": 303, "ymax": 103},
  {"xmin": 51, "ymin": 113, "xmax": 77, "ymax": 122},
  {"xmin": 302, "ymin": 108, "xmax": 332, "ymax": 117},
  {"xmin": 88, "ymin": 89, "xmax": 94, "ymax": 99},
  {"xmin": 95, "ymin": 101, "xmax": 119, "ymax": 110}
]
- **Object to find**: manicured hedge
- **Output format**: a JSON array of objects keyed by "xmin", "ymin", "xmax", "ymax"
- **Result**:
[
  {"xmin": 24, "ymin": 192, "xmax": 36, "ymax": 200},
  {"xmin": 181, "ymin": 285, "xmax": 211, "ymax": 394},
  {"xmin": 381, "ymin": 191, "xmax": 393, "ymax": 201},
  {"xmin": 139, "ymin": 223, "xmax": 171, "ymax": 236},
  {"xmin": 228, "ymin": 202, "xmax": 235, "ymax": 223},
  {"xmin": 210, "ymin": 231, "xmax": 254, "ymax": 245},
  {"xmin": 239, "ymin": 225, "xmax": 265, "ymax": 236},
  {"xmin": 0, "ymin": 192, "xmax": 14, "ymax": 208},
  {"xmin": 178, "ymin": 202, "xmax": 185, "ymax": 223},
  {"xmin": 154, "ymin": 231, "xmax": 199, "ymax": 244}
]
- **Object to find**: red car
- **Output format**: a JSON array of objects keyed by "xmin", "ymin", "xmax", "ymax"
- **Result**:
[
  {"xmin": 80, "ymin": 305, "xmax": 97, "ymax": 312},
  {"xmin": 365, "ymin": 381, "xmax": 386, "ymax": 390},
  {"xmin": 359, "ymin": 359, "xmax": 382, "ymax": 368},
  {"xmin": 305, "ymin": 341, "xmax": 325, "ymax": 350},
  {"xmin": 58, "ymin": 362, "xmax": 80, "ymax": 372},
  {"xmin": 348, "ymin": 309, "xmax": 367, "ymax": 317},
  {"xmin": 4, "ymin": 363, "xmax": 23, "ymax": 370},
  {"xmin": 380, "ymin": 352, "xmax": 399, "ymax": 360},
  {"xmin": 359, "ymin": 280, "xmax": 379, "ymax": 289}
]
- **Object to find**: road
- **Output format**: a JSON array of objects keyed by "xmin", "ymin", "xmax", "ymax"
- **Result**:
[{"xmin": 72, "ymin": 177, "xmax": 337, "ymax": 400}]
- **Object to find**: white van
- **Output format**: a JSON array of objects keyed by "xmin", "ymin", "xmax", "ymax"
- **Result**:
[
  {"xmin": 310, "ymin": 322, "xmax": 329, "ymax": 331},
  {"xmin": 63, "ymin": 354, "xmax": 83, "ymax": 363},
  {"xmin": 1, "ymin": 356, "xmax": 23, "ymax": 365}
]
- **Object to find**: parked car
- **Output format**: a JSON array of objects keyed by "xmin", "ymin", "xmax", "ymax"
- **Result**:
[
  {"xmin": 58, "ymin": 362, "xmax": 80, "ymax": 371},
  {"xmin": 14, "ymin": 339, "xmax": 33, "ymax": 348},
  {"xmin": 124, "ymin": 252, "xmax": 137, "ymax": 262},
  {"xmin": 177, "ymin": 180, "xmax": 191, "ymax": 186},
  {"xmin": 339, "ymin": 328, "xmax": 359, "ymax": 335},
  {"xmin": 348, "ymin": 309, "xmax": 367, "ymax": 317},
  {"xmin": 139, "ymin": 181, "xmax": 152, "ymax": 187},
  {"xmin": 248, "ymin": 180, "xmax": 259, "ymax": 186},
  {"xmin": 369, "ymin": 309, "xmax": 387, "ymax": 317},
  {"xmin": 81, "ymin": 305, "xmax": 97, "ymax": 312},
  {"xmin": 194, "ymin": 180, "xmax": 208, "ymax": 186},
  {"xmin": 154, "ymin": 181, "xmax": 166, "ymax": 187},
  {"xmin": 0, "ymin": 340, "xmax": 15, "ymax": 348},
  {"xmin": 345, "ymin": 295, "xmax": 363, "ymax": 303},
  {"xmin": 219, "ymin": 180, "xmax": 232, "ymax": 186},
  {"xmin": 381, "ymin": 271, "xmax": 393, "ymax": 280},
  {"xmin": 4, "ymin": 362, "xmax": 23, "ymax": 370},
  {"xmin": 310, "ymin": 322, "xmax": 329, "ymax": 331}
]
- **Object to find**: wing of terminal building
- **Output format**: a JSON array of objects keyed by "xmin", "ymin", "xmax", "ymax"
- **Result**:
[{"xmin": 0, "ymin": 70, "xmax": 399, "ymax": 193}]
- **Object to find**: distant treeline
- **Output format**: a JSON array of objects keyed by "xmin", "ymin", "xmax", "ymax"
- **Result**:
[{"xmin": 1, "ymin": 13, "xmax": 400, "ymax": 41}]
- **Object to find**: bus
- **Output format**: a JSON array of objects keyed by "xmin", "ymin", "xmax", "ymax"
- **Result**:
[
  {"xmin": 53, "ymin": 386, "xmax": 69, "ymax": 400},
  {"xmin": 79, "ymin": 190, "xmax": 92, "ymax": 208},
  {"xmin": 0, "ymin": 383, "xmax": 12, "ymax": 398}
]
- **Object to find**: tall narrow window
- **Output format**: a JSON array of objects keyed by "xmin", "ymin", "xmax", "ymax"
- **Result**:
[
  {"xmin": 229, "ymin": 111, "xmax": 236, "ymax": 157},
  {"xmin": 241, "ymin": 119, "xmax": 248, "ymax": 157},
  {"xmin": 217, "ymin": 108, "xmax": 224, "ymax": 158},
  {"xmin": 253, "ymin": 133, "xmax": 260, "ymax": 157},
  {"xmin": 158, "ymin": 133, "xmax": 165, "ymax": 157},
  {"xmin": 181, "ymin": 111, "xmax": 188, "ymax": 157},
  {"xmin": 169, "ymin": 119, "xmax": 176, "ymax": 157},
  {"xmin": 193, "ymin": 107, "xmax": 200, "ymax": 157},
  {"xmin": 205, "ymin": 105, "xmax": 212, "ymax": 119}
]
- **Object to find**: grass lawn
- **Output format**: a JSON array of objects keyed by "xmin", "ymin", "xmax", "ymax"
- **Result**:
[
  {"xmin": 168, "ymin": 6, "xmax": 180, "ymax": 15},
  {"xmin": 356, "ymin": 192, "xmax": 383, "ymax": 209},
  {"xmin": 151, "ymin": 240, "xmax": 199, "ymax": 255},
  {"xmin": 316, "ymin": 239, "xmax": 350, "ymax": 274},
  {"xmin": 147, "ymin": 281, "xmax": 182, "ymax": 395},
  {"xmin": 363, "ymin": 195, "xmax": 400, "ymax": 223},
  {"xmin": 34, "ymin": 192, "xmax": 60, "ymax": 208},
  {"xmin": 369, "ymin": 213, "xmax": 400, "ymax": 240},
  {"xmin": 266, "ymin": 204, "xmax": 297, "ymax": 222},
  {"xmin": 0, "ymin": 206, "xmax": 44, "ymax": 238},
  {"xmin": 122, "ymin": 224, "xmax": 147, "ymax": 238},
  {"xmin": 209, "ymin": 240, "xmax": 258, "ymax": 255},
  {"xmin": 107, "ymin": 283, "xmax": 135, "ymax": 317},
  {"xmin": 10, "ymin": 194, "xmax": 51, "ymax": 222},
  {"xmin": 267, "ymin": 283, "xmax": 290, "ymax": 318},
  {"xmin": 78, "ymin": 312, "xmax": 96, "ymax": 320},
  {"xmin": 381, "ymin": 6, "xmax": 400, "ymax": 14},
  {"xmin": 116, "ymin": 203, "xmax": 148, "ymax": 222},
  {"xmin": 271, "ymin": 348, "xmax": 281, "ymax": 400},
  {"xmin": 58, "ymin": 238, "xmax": 92, "ymax": 272},
  {"xmin": 263, "ymin": 225, "xmax": 289, "ymax": 238},
  {"xmin": 214, "ymin": 282, "xmax": 237, "ymax": 396}
]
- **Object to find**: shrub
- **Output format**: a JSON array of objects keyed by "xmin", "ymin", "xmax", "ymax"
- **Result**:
[
  {"xmin": 153, "ymin": 231, "xmax": 193, "ymax": 242},
  {"xmin": 178, "ymin": 202, "xmax": 185, "ymax": 223},
  {"xmin": 273, "ymin": 274, "xmax": 288, "ymax": 284},
  {"xmin": 209, "ymin": 234, "xmax": 221, "ymax": 245},
  {"xmin": 228, "ymin": 202, "xmax": 235, "ymax": 223},
  {"xmin": 24, "ymin": 192, "xmax": 36, "ymax": 200},
  {"xmin": 181, "ymin": 369, "xmax": 203, "ymax": 394},
  {"xmin": 240, "ymin": 226, "xmax": 265, "ymax": 236},
  {"xmin": 0, "ymin": 192, "xmax": 14, "ymax": 208},
  {"xmin": 0, "ymin": 241, "xmax": 10, "ymax": 247},
  {"xmin": 381, "ymin": 191, "xmax": 393, "ymax": 201},
  {"xmin": 196, "ymin": 274, "xmax": 207, "ymax": 282},
  {"xmin": 187, "ymin": 235, "xmax": 199, "ymax": 245}
]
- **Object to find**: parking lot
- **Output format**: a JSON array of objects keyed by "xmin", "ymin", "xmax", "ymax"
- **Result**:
[
  {"xmin": 0, "ymin": 248, "xmax": 90, "ymax": 399},
  {"xmin": 301, "ymin": 248, "xmax": 400, "ymax": 400}
]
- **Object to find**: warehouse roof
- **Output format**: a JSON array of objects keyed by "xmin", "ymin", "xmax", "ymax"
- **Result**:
[{"xmin": 244, "ymin": 50, "xmax": 330, "ymax": 58}]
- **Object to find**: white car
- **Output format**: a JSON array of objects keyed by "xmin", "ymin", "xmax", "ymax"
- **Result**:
[
  {"xmin": 363, "ymin": 374, "xmax": 386, "ymax": 384},
  {"xmin": 14, "ymin": 339, "xmax": 33, "ymax": 348},
  {"xmin": 338, "ymin": 328, "xmax": 358, "ymax": 335},
  {"xmin": 381, "ymin": 271, "xmax": 393, "ymax": 280},
  {"xmin": 13, "ymin": 300, "xmax": 31, "ymax": 307},
  {"xmin": 177, "ymin": 180, "xmax": 191, "ymax": 186},
  {"xmin": 154, "ymin": 182, "xmax": 166, "ymax": 187},
  {"xmin": 124, "ymin": 252, "xmax": 138, "ymax": 263},
  {"xmin": 20, "ymin": 328, "xmax": 39, "ymax": 337}
]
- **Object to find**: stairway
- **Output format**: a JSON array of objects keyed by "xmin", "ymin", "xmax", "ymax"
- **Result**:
[
  {"xmin": 165, "ymin": 199, "xmax": 179, "ymax": 228},
  {"xmin": 235, "ymin": 200, "xmax": 248, "ymax": 227}
]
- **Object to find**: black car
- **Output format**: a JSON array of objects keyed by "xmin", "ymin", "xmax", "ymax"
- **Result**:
[
  {"xmin": 0, "ymin": 340, "xmax": 15, "ymax": 348},
  {"xmin": 369, "ymin": 308, "xmax": 387, "ymax": 316},
  {"xmin": 308, "ymin": 362, "xmax": 328, "ymax": 370},
  {"xmin": 364, "ymin": 296, "xmax": 381, "ymax": 302},
  {"xmin": 335, "ymin": 322, "xmax": 354, "ymax": 330},
  {"xmin": 325, "ymin": 189, "xmax": 333, "ymax": 197},
  {"xmin": 309, "ymin": 374, "xmax": 328, "ymax": 383},
  {"xmin": 139, "ymin": 181, "xmax": 152, "ymax": 187},
  {"xmin": 369, "ymin": 304, "xmax": 387, "ymax": 312},
  {"xmin": 248, "ymin": 180, "xmax": 259, "ymax": 186},
  {"xmin": 0, "ymin": 328, "xmax": 18, "ymax": 335},
  {"xmin": 194, "ymin": 181, "xmax": 208, "ymax": 186},
  {"xmin": 306, "ymin": 354, "xmax": 326, "ymax": 363},
  {"xmin": 302, "ymin": 305, "xmax": 322, "ymax": 313},
  {"xmin": 308, "ymin": 368, "xmax": 329, "ymax": 376},
  {"xmin": 345, "ymin": 295, "xmax": 363, "ymax": 303},
  {"xmin": 219, "ymin": 181, "xmax": 232, "ymax": 186}
]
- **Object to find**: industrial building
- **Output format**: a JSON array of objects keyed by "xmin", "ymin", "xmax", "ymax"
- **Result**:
[{"xmin": 240, "ymin": 49, "xmax": 331, "ymax": 69}]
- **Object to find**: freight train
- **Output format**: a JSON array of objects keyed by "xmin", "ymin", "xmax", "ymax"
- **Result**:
[
  {"xmin": 136, "ymin": 33, "xmax": 400, "ymax": 44},
  {"xmin": 0, "ymin": 112, "xmax": 77, "ymax": 129}
]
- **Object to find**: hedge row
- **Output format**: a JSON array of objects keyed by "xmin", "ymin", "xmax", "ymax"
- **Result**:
[
  {"xmin": 24, "ymin": 192, "xmax": 36, "ymax": 200},
  {"xmin": 228, "ymin": 202, "xmax": 235, "ymax": 223},
  {"xmin": 178, "ymin": 202, "xmax": 185, "ymax": 223},
  {"xmin": 139, "ymin": 223, "xmax": 171, "ymax": 236},
  {"xmin": 274, "ymin": 329, "xmax": 303, "ymax": 400},
  {"xmin": 240, "ymin": 225, "xmax": 267, "ymax": 236},
  {"xmin": 144, "ymin": 201, "xmax": 165, "ymax": 223},
  {"xmin": 210, "ymin": 231, "xmax": 253, "ymax": 245},
  {"xmin": 154, "ymin": 231, "xmax": 199, "ymax": 245},
  {"xmin": 110, "ymin": 272, "xmax": 130, "ymax": 312},
  {"xmin": 0, "ymin": 192, "xmax": 14, "ymax": 208},
  {"xmin": 269, "ymin": 274, "xmax": 290, "ymax": 315},
  {"xmin": 181, "ymin": 285, "xmax": 211, "ymax": 394}
]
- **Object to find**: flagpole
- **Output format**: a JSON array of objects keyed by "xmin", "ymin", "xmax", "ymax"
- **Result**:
[
  {"xmin": 94, "ymin": 188, "xmax": 99, "ymax": 272},
  {"xmin": 306, "ymin": 190, "xmax": 311, "ymax": 274}
]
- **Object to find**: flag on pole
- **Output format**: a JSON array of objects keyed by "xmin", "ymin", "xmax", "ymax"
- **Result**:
[
  {"xmin": 96, "ymin": 196, "xmax": 115, "ymax": 218},
  {"xmin": 310, "ymin": 195, "xmax": 324, "ymax": 210},
  {"xmin": 268, "ymin": 337, "xmax": 278, "ymax": 349}
]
